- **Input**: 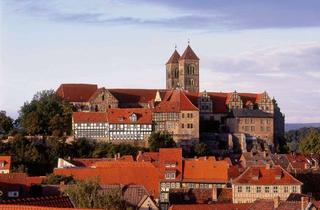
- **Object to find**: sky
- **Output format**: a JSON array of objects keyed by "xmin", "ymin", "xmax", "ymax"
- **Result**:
[{"xmin": 0, "ymin": 0, "xmax": 320, "ymax": 123}]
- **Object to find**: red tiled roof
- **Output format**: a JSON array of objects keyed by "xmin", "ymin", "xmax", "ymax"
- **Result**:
[
  {"xmin": 182, "ymin": 158, "xmax": 229, "ymax": 183},
  {"xmin": 232, "ymin": 165, "xmax": 302, "ymax": 185},
  {"xmin": 154, "ymin": 90, "xmax": 198, "ymax": 112},
  {"xmin": 56, "ymin": 84, "xmax": 98, "ymax": 102},
  {"xmin": 169, "ymin": 203, "xmax": 251, "ymax": 210},
  {"xmin": 166, "ymin": 50, "xmax": 180, "ymax": 64},
  {"xmin": 108, "ymin": 89, "xmax": 166, "ymax": 105},
  {"xmin": 286, "ymin": 154, "xmax": 310, "ymax": 171},
  {"xmin": 0, "ymin": 196, "xmax": 73, "ymax": 208},
  {"xmin": 179, "ymin": 45, "xmax": 199, "ymax": 60},
  {"xmin": 0, "ymin": 156, "xmax": 11, "ymax": 171},
  {"xmin": 68, "ymin": 158, "xmax": 106, "ymax": 167},
  {"xmin": 0, "ymin": 205, "xmax": 101, "ymax": 210},
  {"xmin": 54, "ymin": 161, "xmax": 160, "ymax": 197},
  {"xmin": 137, "ymin": 152, "xmax": 160, "ymax": 167},
  {"xmin": 107, "ymin": 108, "xmax": 152, "ymax": 124},
  {"xmin": 159, "ymin": 148, "xmax": 183, "ymax": 181},
  {"xmin": 72, "ymin": 112, "xmax": 108, "ymax": 123}
]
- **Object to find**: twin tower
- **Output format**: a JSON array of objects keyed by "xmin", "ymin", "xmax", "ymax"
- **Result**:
[{"xmin": 165, "ymin": 45, "xmax": 200, "ymax": 93}]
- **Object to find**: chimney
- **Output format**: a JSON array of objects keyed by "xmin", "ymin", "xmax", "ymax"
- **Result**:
[
  {"xmin": 117, "ymin": 153, "xmax": 121, "ymax": 159},
  {"xmin": 274, "ymin": 196, "xmax": 280, "ymax": 208},
  {"xmin": 301, "ymin": 196, "xmax": 309, "ymax": 210}
]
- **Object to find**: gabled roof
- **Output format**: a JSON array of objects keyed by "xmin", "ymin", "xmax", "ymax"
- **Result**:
[
  {"xmin": 232, "ymin": 165, "xmax": 302, "ymax": 185},
  {"xmin": 166, "ymin": 50, "xmax": 180, "ymax": 64},
  {"xmin": 108, "ymin": 89, "xmax": 166, "ymax": 105},
  {"xmin": 56, "ymin": 84, "xmax": 98, "ymax": 102},
  {"xmin": 107, "ymin": 108, "xmax": 152, "ymax": 124},
  {"xmin": 0, "ymin": 196, "xmax": 73, "ymax": 208},
  {"xmin": 153, "ymin": 90, "xmax": 198, "ymax": 112},
  {"xmin": 179, "ymin": 45, "xmax": 199, "ymax": 60},
  {"xmin": 72, "ymin": 112, "xmax": 108, "ymax": 123},
  {"xmin": 159, "ymin": 148, "xmax": 183, "ymax": 181},
  {"xmin": 182, "ymin": 158, "xmax": 229, "ymax": 183},
  {"xmin": 0, "ymin": 156, "xmax": 11, "ymax": 171},
  {"xmin": 54, "ymin": 161, "xmax": 160, "ymax": 197}
]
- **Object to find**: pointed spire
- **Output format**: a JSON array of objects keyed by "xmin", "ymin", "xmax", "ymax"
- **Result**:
[
  {"xmin": 166, "ymin": 49, "xmax": 180, "ymax": 64},
  {"xmin": 180, "ymin": 45, "xmax": 199, "ymax": 60}
]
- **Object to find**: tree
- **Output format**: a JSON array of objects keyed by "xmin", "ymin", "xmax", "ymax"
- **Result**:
[
  {"xmin": 148, "ymin": 131, "xmax": 176, "ymax": 152},
  {"xmin": 43, "ymin": 174, "xmax": 74, "ymax": 185},
  {"xmin": 19, "ymin": 90, "xmax": 72, "ymax": 136},
  {"xmin": 299, "ymin": 129, "xmax": 320, "ymax": 155},
  {"xmin": 0, "ymin": 111, "xmax": 13, "ymax": 135},
  {"xmin": 192, "ymin": 142, "xmax": 211, "ymax": 156},
  {"xmin": 63, "ymin": 179, "xmax": 126, "ymax": 209}
]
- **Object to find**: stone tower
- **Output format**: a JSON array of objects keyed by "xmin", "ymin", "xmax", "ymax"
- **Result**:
[
  {"xmin": 166, "ymin": 49, "xmax": 180, "ymax": 90},
  {"xmin": 166, "ymin": 45, "xmax": 200, "ymax": 93}
]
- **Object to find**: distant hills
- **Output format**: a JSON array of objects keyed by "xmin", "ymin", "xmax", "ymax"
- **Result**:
[{"xmin": 285, "ymin": 123, "xmax": 320, "ymax": 132}]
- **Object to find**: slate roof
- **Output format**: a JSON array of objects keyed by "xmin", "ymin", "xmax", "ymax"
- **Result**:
[
  {"xmin": 166, "ymin": 50, "xmax": 180, "ymax": 64},
  {"xmin": 229, "ymin": 109, "xmax": 273, "ymax": 118}
]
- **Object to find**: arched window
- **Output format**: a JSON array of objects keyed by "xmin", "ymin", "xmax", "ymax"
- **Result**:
[
  {"xmin": 174, "ymin": 68, "xmax": 179, "ymax": 78},
  {"xmin": 190, "ymin": 79, "xmax": 194, "ymax": 85},
  {"xmin": 102, "ymin": 94, "xmax": 105, "ymax": 101},
  {"xmin": 130, "ymin": 113, "xmax": 137, "ymax": 122},
  {"xmin": 188, "ymin": 65, "xmax": 195, "ymax": 75}
]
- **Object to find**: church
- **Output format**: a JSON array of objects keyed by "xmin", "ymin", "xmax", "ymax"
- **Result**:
[{"xmin": 56, "ymin": 44, "xmax": 285, "ymax": 152}]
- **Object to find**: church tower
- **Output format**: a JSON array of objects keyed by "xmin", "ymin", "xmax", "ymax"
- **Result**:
[
  {"xmin": 178, "ymin": 45, "xmax": 200, "ymax": 93},
  {"xmin": 165, "ymin": 45, "xmax": 200, "ymax": 93},
  {"xmin": 166, "ymin": 49, "xmax": 180, "ymax": 90}
]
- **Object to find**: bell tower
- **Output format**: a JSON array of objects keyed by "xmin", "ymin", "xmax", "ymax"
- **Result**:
[
  {"xmin": 166, "ymin": 49, "xmax": 180, "ymax": 90},
  {"xmin": 178, "ymin": 44, "xmax": 200, "ymax": 93}
]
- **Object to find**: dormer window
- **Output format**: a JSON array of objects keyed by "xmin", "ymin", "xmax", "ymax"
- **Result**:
[
  {"xmin": 0, "ymin": 161, "xmax": 5, "ymax": 168},
  {"xmin": 129, "ymin": 113, "xmax": 137, "ymax": 122},
  {"xmin": 165, "ymin": 171, "xmax": 176, "ymax": 180}
]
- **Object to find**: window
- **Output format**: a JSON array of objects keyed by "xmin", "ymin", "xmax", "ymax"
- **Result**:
[
  {"xmin": 273, "ymin": 186, "xmax": 278, "ymax": 193},
  {"xmin": 174, "ymin": 68, "xmax": 179, "ymax": 78},
  {"xmin": 181, "ymin": 124, "xmax": 184, "ymax": 129},
  {"xmin": 237, "ymin": 186, "xmax": 242, "ymax": 193},
  {"xmin": 284, "ymin": 186, "xmax": 288, "ymax": 193},
  {"xmin": 182, "ymin": 113, "xmax": 185, "ymax": 118},
  {"xmin": 265, "ymin": 186, "xmax": 269, "ymax": 193},
  {"xmin": 292, "ymin": 186, "xmax": 297, "ymax": 193},
  {"xmin": 245, "ymin": 186, "xmax": 250, "ymax": 193},
  {"xmin": 165, "ymin": 172, "xmax": 176, "ymax": 180},
  {"xmin": 256, "ymin": 186, "xmax": 261, "ymax": 193},
  {"xmin": 102, "ymin": 94, "xmax": 105, "ymax": 101},
  {"xmin": 8, "ymin": 191, "xmax": 19, "ymax": 198},
  {"xmin": 251, "ymin": 126, "xmax": 255, "ymax": 131},
  {"xmin": 129, "ymin": 114, "xmax": 137, "ymax": 122}
]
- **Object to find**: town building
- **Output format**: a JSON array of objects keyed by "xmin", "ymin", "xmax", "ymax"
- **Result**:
[
  {"xmin": 232, "ymin": 165, "xmax": 302, "ymax": 204},
  {"xmin": 57, "ymin": 44, "xmax": 285, "ymax": 151},
  {"xmin": 0, "ymin": 156, "xmax": 11, "ymax": 174}
]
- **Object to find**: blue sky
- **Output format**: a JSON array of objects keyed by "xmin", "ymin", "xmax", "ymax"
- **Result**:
[{"xmin": 1, "ymin": 0, "xmax": 320, "ymax": 123}]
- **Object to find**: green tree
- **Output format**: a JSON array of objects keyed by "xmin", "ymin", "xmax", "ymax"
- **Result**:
[
  {"xmin": 192, "ymin": 142, "xmax": 211, "ymax": 156},
  {"xmin": 63, "ymin": 179, "xmax": 126, "ymax": 209},
  {"xmin": 0, "ymin": 111, "xmax": 13, "ymax": 135},
  {"xmin": 43, "ymin": 174, "xmax": 74, "ymax": 185},
  {"xmin": 299, "ymin": 129, "xmax": 320, "ymax": 155},
  {"xmin": 148, "ymin": 131, "xmax": 176, "ymax": 152},
  {"xmin": 19, "ymin": 90, "xmax": 72, "ymax": 136}
]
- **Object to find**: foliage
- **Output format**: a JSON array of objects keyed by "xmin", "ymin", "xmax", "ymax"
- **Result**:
[
  {"xmin": 148, "ymin": 131, "xmax": 176, "ymax": 152},
  {"xmin": 0, "ymin": 111, "xmax": 13, "ymax": 135},
  {"xmin": 63, "ymin": 179, "xmax": 126, "ymax": 209},
  {"xmin": 43, "ymin": 174, "xmax": 75, "ymax": 185},
  {"xmin": 285, "ymin": 127, "xmax": 320, "ymax": 143},
  {"xmin": 299, "ymin": 128, "xmax": 320, "ymax": 155},
  {"xmin": 191, "ymin": 142, "xmax": 211, "ymax": 156},
  {"xmin": 276, "ymin": 136, "xmax": 289, "ymax": 154},
  {"xmin": 0, "ymin": 136, "xmax": 148, "ymax": 176},
  {"xmin": 19, "ymin": 90, "xmax": 72, "ymax": 136}
]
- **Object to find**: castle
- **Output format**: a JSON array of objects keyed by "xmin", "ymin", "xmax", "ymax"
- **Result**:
[{"xmin": 56, "ymin": 45, "xmax": 285, "ymax": 152}]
